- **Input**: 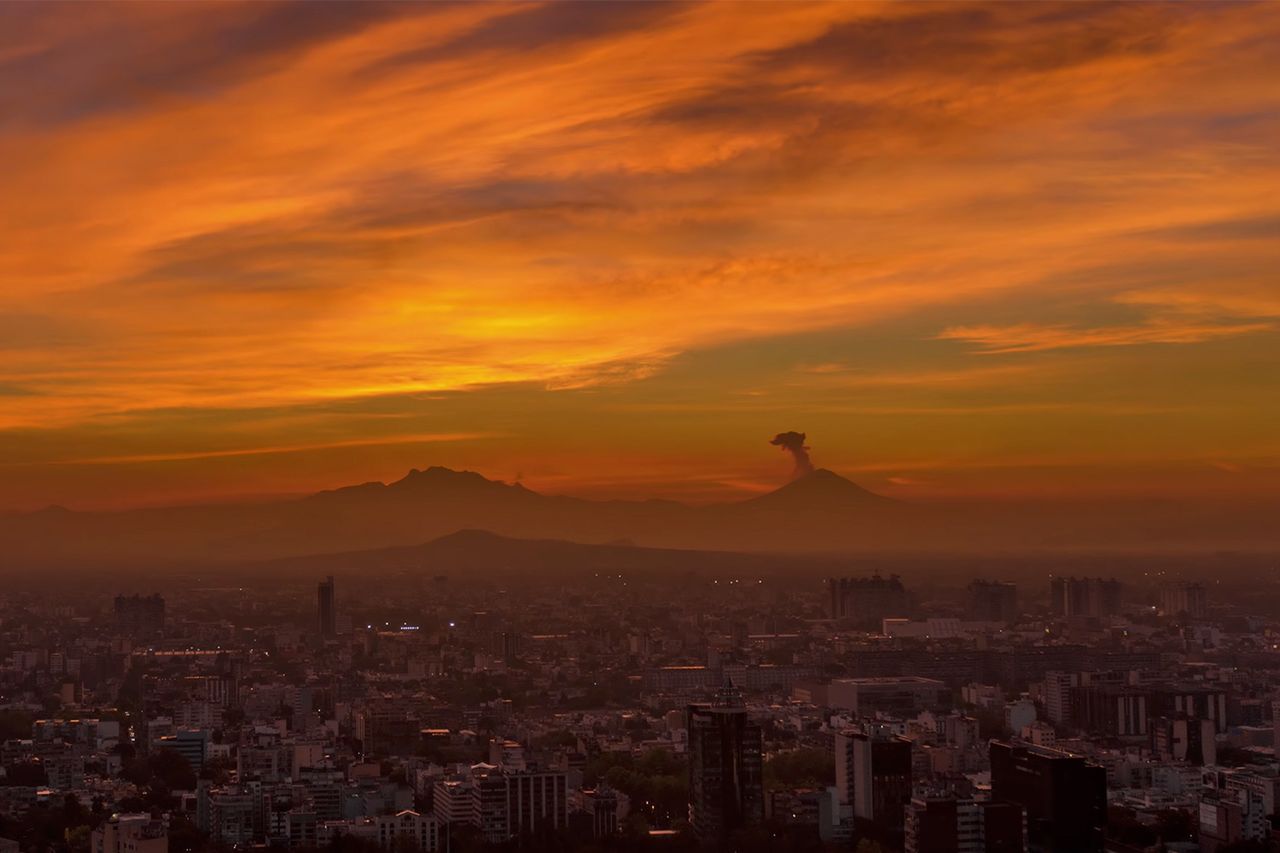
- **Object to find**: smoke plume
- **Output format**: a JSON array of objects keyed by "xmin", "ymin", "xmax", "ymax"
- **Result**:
[{"xmin": 770, "ymin": 431, "xmax": 813, "ymax": 477}]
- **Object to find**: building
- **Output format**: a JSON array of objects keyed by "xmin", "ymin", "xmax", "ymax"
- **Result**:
[
  {"xmin": 905, "ymin": 794, "xmax": 1025, "ymax": 853},
  {"xmin": 827, "ymin": 576, "xmax": 910, "ymax": 627},
  {"xmin": 1070, "ymin": 684, "xmax": 1151, "ymax": 737},
  {"xmin": 687, "ymin": 684, "xmax": 765, "ymax": 842},
  {"xmin": 318, "ymin": 576, "xmax": 336, "ymax": 639},
  {"xmin": 1041, "ymin": 671, "xmax": 1079, "ymax": 725},
  {"xmin": 91, "ymin": 813, "xmax": 168, "ymax": 853},
  {"xmin": 504, "ymin": 768, "xmax": 569, "ymax": 839},
  {"xmin": 990, "ymin": 741, "xmax": 1106, "ymax": 853},
  {"xmin": 1159, "ymin": 582, "xmax": 1207, "ymax": 618},
  {"xmin": 835, "ymin": 728, "xmax": 912, "ymax": 845},
  {"xmin": 1049, "ymin": 578, "xmax": 1121, "ymax": 618},
  {"xmin": 114, "ymin": 594, "xmax": 165, "ymax": 639},
  {"xmin": 827, "ymin": 676, "xmax": 950, "ymax": 717},
  {"xmin": 967, "ymin": 580, "xmax": 1018, "ymax": 623},
  {"xmin": 154, "ymin": 728, "xmax": 209, "ymax": 775},
  {"xmin": 375, "ymin": 810, "xmax": 439, "ymax": 851},
  {"xmin": 573, "ymin": 786, "xmax": 620, "ymax": 838},
  {"xmin": 1152, "ymin": 715, "xmax": 1217, "ymax": 765},
  {"xmin": 1199, "ymin": 788, "xmax": 1268, "ymax": 853}
]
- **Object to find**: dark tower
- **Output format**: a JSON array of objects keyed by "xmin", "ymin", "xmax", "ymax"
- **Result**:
[
  {"xmin": 317, "ymin": 576, "xmax": 336, "ymax": 639},
  {"xmin": 687, "ymin": 683, "xmax": 764, "ymax": 842}
]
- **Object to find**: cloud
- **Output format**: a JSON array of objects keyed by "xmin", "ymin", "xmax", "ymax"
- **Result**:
[
  {"xmin": 0, "ymin": 1, "xmax": 1278, "ymax": 507},
  {"xmin": 938, "ymin": 318, "xmax": 1274, "ymax": 353}
]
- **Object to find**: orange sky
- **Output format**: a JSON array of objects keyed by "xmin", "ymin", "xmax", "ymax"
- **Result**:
[{"xmin": 1, "ymin": 1, "xmax": 1278, "ymax": 510}]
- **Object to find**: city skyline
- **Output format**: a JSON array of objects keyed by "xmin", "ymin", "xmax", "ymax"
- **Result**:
[{"xmin": 3, "ymin": 2, "xmax": 1279, "ymax": 511}]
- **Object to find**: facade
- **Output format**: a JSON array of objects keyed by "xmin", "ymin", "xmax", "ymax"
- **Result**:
[
  {"xmin": 989, "ymin": 741, "xmax": 1106, "ymax": 853},
  {"xmin": 687, "ymin": 686, "xmax": 764, "ymax": 842}
]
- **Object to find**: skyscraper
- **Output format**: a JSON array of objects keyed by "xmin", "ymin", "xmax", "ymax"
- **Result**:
[
  {"xmin": 990, "ymin": 741, "xmax": 1106, "ymax": 853},
  {"xmin": 1159, "ymin": 581, "xmax": 1207, "ymax": 618},
  {"xmin": 687, "ymin": 684, "xmax": 764, "ymax": 842},
  {"xmin": 967, "ymin": 580, "xmax": 1018, "ymax": 623},
  {"xmin": 317, "ymin": 575, "xmax": 336, "ymax": 639},
  {"xmin": 835, "ymin": 726, "xmax": 912, "ymax": 846},
  {"xmin": 826, "ymin": 575, "xmax": 910, "ymax": 627},
  {"xmin": 1048, "ymin": 577, "xmax": 1122, "ymax": 618}
]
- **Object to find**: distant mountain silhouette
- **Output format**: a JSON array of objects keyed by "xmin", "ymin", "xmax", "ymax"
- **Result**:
[
  {"xmin": 742, "ymin": 468, "xmax": 897, "ymax": 510},
  {"xmin": 0, "ymin": 465, "xmax": 1275, "ymax": 571}
]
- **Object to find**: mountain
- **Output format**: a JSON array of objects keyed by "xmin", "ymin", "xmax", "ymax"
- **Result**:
[
  {"xmin": 741, "ymin": 468, "xmax": 896, "ymax": 510},
  {"xmin": 0, "ymin": 465, "xmax": 1275, "ymax": 572},
  {"xmin": 0, "ymin": 465, "xmax": 900, "ymax": 570}
]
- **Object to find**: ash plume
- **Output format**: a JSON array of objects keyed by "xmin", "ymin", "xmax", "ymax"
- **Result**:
[{"xmin": 770, "ymin": 431, "xmax": 813, "ymax": 477}]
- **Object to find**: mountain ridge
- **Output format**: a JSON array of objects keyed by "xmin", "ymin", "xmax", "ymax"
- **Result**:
[{"xmin": 0, "ymin": 465, "xmax": 1275, "ymax": 570}]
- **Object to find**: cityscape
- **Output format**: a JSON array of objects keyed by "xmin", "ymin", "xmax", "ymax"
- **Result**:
[
  {"xmin": 3, "ymin": 2, "xmax": 1279, "ymax": 853},
  {"xmin": 1, "ymin": 539, "xmax": 1279, "ymax": 852}
]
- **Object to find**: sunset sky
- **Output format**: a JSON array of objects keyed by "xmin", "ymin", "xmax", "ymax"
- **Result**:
[{"xmin": 2, "ymin": 1, "xmax": 1278, "ymax": 510}]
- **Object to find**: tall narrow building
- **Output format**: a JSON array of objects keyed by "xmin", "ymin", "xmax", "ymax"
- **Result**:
[
  {"xmin": 687, "ymin": 684, "xmax": 764, "ymax": 842},
  {"xmin": 835, "ymin": 727, "xmax": 913, "ymax": 847},
  {"xmin": 317, "ymin": 575, "xmax": 336, "ymax": 639}
]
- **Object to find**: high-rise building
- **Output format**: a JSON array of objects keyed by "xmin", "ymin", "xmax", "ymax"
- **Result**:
[
  {"xmin": 1158, "ymin": 582, "xmax": 1207, "ymax": 618},
  {"xmin": 827, "ymin": 575, "xmax": 910, "ymax": 627},
  {"xmin": 835, "ymin": 727, "xmax": 912, "ymax": 845},
  {"xmin": 990, "ymin": 741, "xmax": 1106, "ymax": 853},
  {"xmin": 687, "ymin": 684, "xmax": 764, "ymax": 842},
  {"xmin": 1152, "ymin": 715, "xmax": 1217, "ymax": 765},
  {"xmin": 114, "ymin": 594, "xmax": 165, "ymax": 639},
  {"xmin": 967, "ymin": 580, "xmax": 1018, "ymax": 623},
  {"xmin": 317, "ymin": 576, "xmax": 336, "ymax": 638},
  {"xmin": 1049, "ymin": 578, "xmax": 1122, "ymax": 618}
]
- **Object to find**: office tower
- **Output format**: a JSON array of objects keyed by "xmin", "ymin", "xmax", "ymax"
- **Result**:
[
  {"xmin": 1159, "ymin": 582, "xmax": 1207, "ymax": 618},
  {"xmin": 317, "ymin": 575, "xmax": 336, "ymax": 638},
  {"xmin": 835, "ymin": 727, "xmax": 912, "ymax": 845},
  {"xmin": 990, "ymin": 741, "xmax": 1106, "ymax": 853},
  {"xmin": 1048, "ymin": 577, "xmax": 1122, "ymax": 618},
  {"xmin": 967, "ymin": 580, "xmax": 1018, "ymax": 623},
  {"xmin": 114, "ymin": 594, "xmax": 165, "ymax": 639},
  {"xmin": 826, "ymin": 575, "xmax": 910, "ymax": 627},
  {"xmin": 687, "ymin": 684, "xmax": 765, "ymax": 842},
  {"xmin": 905, "ymin": 794, "xmax": 1025, "ymax": 853}
]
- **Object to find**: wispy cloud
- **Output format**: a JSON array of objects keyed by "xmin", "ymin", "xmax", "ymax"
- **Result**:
[{"xmin": 939, "ymin": 318, "xmax": 1274, "ymax": 353}]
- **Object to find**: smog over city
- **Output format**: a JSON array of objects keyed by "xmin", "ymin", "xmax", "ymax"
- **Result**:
[{"xmin": 0, "ymin": 3, "xmax": 1278, "ymax": 853}]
